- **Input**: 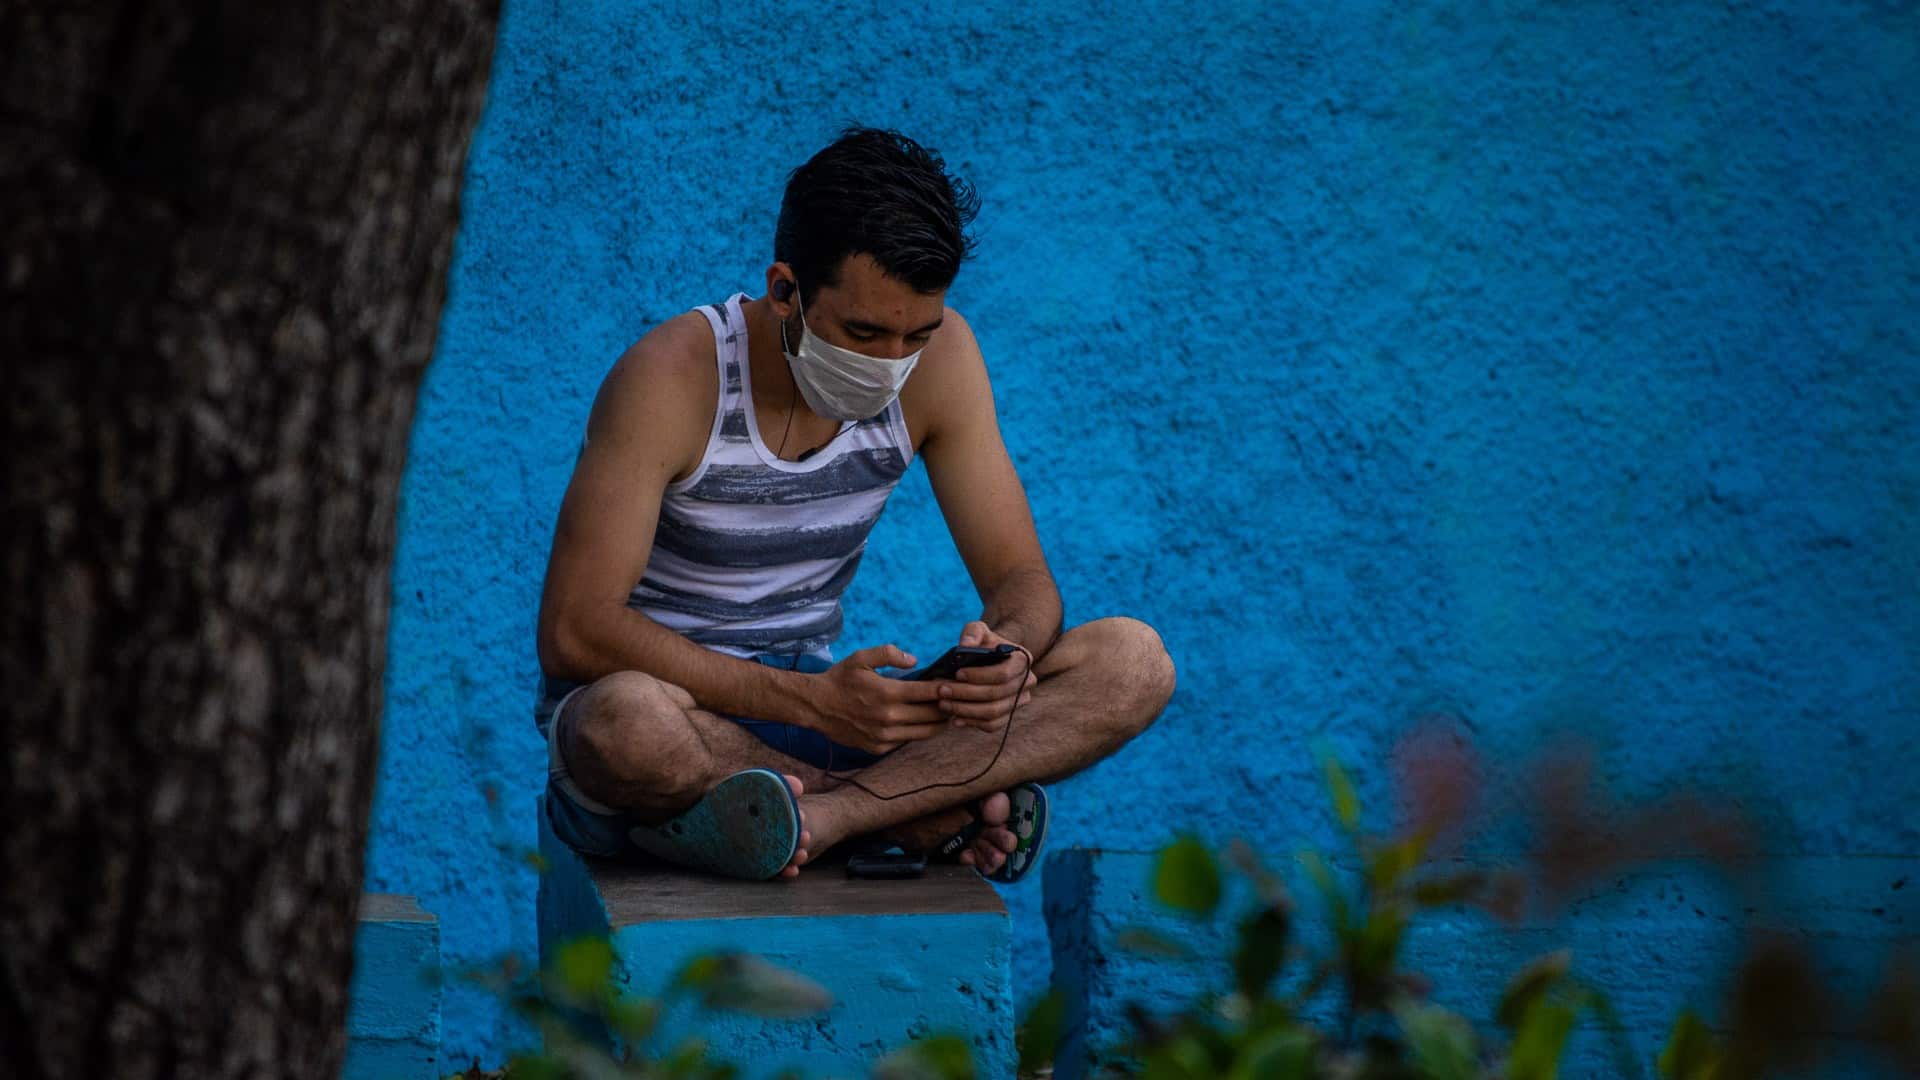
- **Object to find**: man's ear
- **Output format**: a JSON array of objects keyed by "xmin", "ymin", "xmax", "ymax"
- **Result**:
[{"xmin": 764, "ymin": 263, "xmax": 798, "ymax": 315}]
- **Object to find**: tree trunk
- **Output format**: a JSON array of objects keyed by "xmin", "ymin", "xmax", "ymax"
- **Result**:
[{"xmin": 0, "ymin": 3, "xmax": 498, "ymax": 1076}]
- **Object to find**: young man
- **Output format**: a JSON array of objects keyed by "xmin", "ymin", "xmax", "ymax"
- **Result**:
[{"xmin": 534, "ymin": 128, "xmax": 1174, "ymax": 881}]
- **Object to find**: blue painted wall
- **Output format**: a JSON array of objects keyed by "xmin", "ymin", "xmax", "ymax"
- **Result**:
[{"xmin": 367, "ymin": 0, "xmax": 1920, "ymax": 1064}]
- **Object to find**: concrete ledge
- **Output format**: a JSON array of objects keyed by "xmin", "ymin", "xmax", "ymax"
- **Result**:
[
  {"xmin": 345, "ymin": 893, "xmax": 442, "ymax": 1080},
  {"xmin": 537, "ymin": 797, "xmax": 1016, "ymax": 1077},
  {"xmin": 1044, "ymin": 849, "xmax": 1918, "ymax": 1080}
]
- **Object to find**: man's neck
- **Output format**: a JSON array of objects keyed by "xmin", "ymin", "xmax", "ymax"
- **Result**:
[{"xmin": 741, "ymin": 294, "xmax": 840, "ymax": 457}]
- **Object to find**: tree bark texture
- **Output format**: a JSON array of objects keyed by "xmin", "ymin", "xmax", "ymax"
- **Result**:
[{"xmin": 1, "ymin": 3, "xmax": 498, "ymax": 1076}]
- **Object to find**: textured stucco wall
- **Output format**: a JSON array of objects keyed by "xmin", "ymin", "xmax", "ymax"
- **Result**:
[{"xmin": 366, "ymin": 0, "xmax": 1920, "ymax": 1064}]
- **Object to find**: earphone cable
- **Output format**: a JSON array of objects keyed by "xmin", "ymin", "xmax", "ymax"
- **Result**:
[
  {"xmin": 821, "ymin": 646, "xmax": 1031, "ymax": 802},
  {"xmin": 774, "ymin": 306, "xmax": 798, "ymax": 458}
]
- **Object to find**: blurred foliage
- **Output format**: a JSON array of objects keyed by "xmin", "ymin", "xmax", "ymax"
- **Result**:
[
  {"xmin": 1027, "ymin": 737, "xmax": 1920, "ymax": 1080},
  {"xmin": 455, "ymin": 939, "xmax": 838, "ymax": 1079},
  {"xmin": 452, "ymin": 933, "xmax": 999, "ymax": 1080}
]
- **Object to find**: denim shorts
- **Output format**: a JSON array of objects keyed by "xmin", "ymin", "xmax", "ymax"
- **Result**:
[{"xmin": 537, "ymin": 652, "xmax": 889, "ymax": 860}]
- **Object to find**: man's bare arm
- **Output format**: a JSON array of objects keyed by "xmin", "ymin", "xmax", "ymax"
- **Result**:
[
  {"xmin": 536, "ymin": 317, "xmax": 822, "ymax": 724},
  {"xmin": 913, "ymin": 308, "xmax": 1063, "ymax": 659},
  {"xmin": 977, "ymin": 566, "xmax": 1063, "ymax": 659}
]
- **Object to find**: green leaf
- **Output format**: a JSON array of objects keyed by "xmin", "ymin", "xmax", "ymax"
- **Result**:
[
  {"xmin": 1117, "ymin": 927, "xmax": 1197, "ymax": 960},
  {"xmin": 1411, "ymin": 870, "xmax": 1489, "ymax": 909},
  {"xmin": 681, "ymin": 953, "xmax": 833, "ymax": 1018},
  {"xmin": 662, "ymin": 1035, "xmax": 714, "ymax": 1074},
  {"xmin": 1506, "ymin": 998, "xmax": 1578, "ymax": 1080},
  {"xmin": 1352, "ymin": 904, "xmax": 1410, "ymax": 995},
  {"xmin": 505, "ymin": 1053, "xmax": 567, "ymax": 1080},
  {"xmin": 604, "ymin": 995, "xmax": 658, "ymax": 1040},
  {"xmin": 1140, "ymin": 1033, "xmax": 1219, "ymax": 1080},
  {"xmin": 1657, "ymin": 1010, "xmax": 1722, "ymax": 1080},
  {"xmin": 873, "ymin": 1032, "xmax": 975, "ymax": 1080},
  {"xmin": 1234, "ymin": 906, "xmax": 1291, "ymax": 1001},
  {"xmin": 1154, "ymin": 837, "xmax": 1223, "ymax": 917},
  {"xmin": 1225, "ymin": 1028, "xmax": 1315, "ymax": 1080},
  {"xmin": 1295, "ymin": 850, "xmax": 1349, "ymax": 928},
  {"xmin": 1322, "ymin": 752, "xmax": 1361, "ymax": 833},
  {"xmin": 1367, "ymin": 836, "xmax": 1426, "ymax": 894},
  {"xmin": 1244, "ymin": 995, "xmax": 1300, "ymax": 1038},
  {"xmin": 1016, "ymin": 991, "xmax": 1067, "ymax": 1075},
  {"xmin": 1394, "ymin": 1002, "xmax": 1480, "ymax": 1080},
  {"xmin": 1498, "ymin": 950, "xmax": 1572, "ymax": 1030},
  {"xmin": 553, "ymin": 936, "xmax": 615, "ymax": 1004}
]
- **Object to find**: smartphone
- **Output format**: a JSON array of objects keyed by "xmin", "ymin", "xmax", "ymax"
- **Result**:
[
  {"xmin": 845, "ymin": 850, "xmax": 928, "ymax": 879},
  {"xmin": 901, "ymin": 643, "xmax": 1016, "ymax": 682}
]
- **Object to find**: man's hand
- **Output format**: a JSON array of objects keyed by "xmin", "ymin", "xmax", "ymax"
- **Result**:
[
  {"xmin": 938, "ymin": 622, "xmax": 1037, "ymax": 732},
  {"xmin": 810, "ymin": 645, "xmax": 948, "ymax": 755}
]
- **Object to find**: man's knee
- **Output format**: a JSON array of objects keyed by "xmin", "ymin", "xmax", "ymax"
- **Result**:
[
  {"xmin": 565, "ymin": 671, "xmax": 705, "ymax": 803},
  {"xmin": 1062, "ymin": 616, "xmax": 1175, "ymax": 728}
]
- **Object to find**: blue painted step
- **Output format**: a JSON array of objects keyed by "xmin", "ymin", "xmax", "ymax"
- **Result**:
[
  {"xmin": 344, "ymin": 893, "xmax": 442, "ymax": 1080},
  {"xmin": 536, "ymin": 796, "xmax": 1016, "ymax": 1077}
]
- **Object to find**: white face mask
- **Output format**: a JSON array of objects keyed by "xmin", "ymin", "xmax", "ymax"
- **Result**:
[{"xmin": 780, "ymin": 291, "xmax": 923, "ymax": 421}]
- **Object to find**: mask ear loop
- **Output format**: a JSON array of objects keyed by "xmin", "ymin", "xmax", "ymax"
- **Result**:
[
  {"xmin": 823, "ymin": 644, "xmax": 1032, "ymax": 802},
  {"xmin": 775, "ymin": 292, "xmax": 854, "ymax": 460},
  {"xmin": 775, "ymin": 302, "xmax": 799, "ymax": 458}
]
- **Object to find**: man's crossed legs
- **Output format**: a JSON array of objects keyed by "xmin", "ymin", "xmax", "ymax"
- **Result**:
[{"xmin": 548, "ymin": 617, "xmax": 1176, "ymax": 877}]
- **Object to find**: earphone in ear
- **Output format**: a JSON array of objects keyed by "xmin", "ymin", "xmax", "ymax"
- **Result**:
[{"xmin": 773, "ymin": 280, "xmax": 794, "ymax": 301}]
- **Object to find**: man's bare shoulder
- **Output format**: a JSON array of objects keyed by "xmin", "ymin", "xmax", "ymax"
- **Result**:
[
  {"xmin": 584, "ymin": 311, "xmax": 717, "ymax": 467},
  {"xmin": 933, "ymin": 304, "xmax": 978, "ymax": 354},
  {"xmin": 599, "ymin": 311, "xmax": 715, "ymax": 406},
  {"xmin": 902, "ymin": 305, "xmax": 991, "ymax": 440}
]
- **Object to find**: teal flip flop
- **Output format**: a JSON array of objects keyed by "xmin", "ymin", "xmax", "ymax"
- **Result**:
[
  {"xmin": 934, "ymin": 782, "xmax": 1050, "ymax": 884},
  {"xmin": 627, "ymin": 768, "xmax": 800, "ymax": 881}
]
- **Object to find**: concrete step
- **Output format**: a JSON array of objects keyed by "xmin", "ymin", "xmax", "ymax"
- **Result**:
[
  {"xmin": 536, "ymin": 796, "xmax": 1016, "ymax": 1077},
  {"xmin": 345, "ymin": 893, "xmax": 442, "ymax": 1080}
]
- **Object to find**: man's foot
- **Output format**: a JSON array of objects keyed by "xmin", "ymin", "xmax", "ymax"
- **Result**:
[
  {"xmin": 625, "ymin": 768, "xmax": 811, "ymax": 881},
  {"xmin": 777, "ymin": 774, "xmax": 813, "ymax": 880},
  {"xmin": 940, "ymin": 790, "xmax": 1018, "ymax": 876},
  {"xmin": 807, "ymin": 791, "xmax": 1019, "ymax": 876}
]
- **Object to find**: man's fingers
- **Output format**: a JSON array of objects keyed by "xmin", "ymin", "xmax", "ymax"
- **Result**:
[
  {"xmin": 846, "ymin": 644, "xmax": 916, "ymax": 671},
  {"xmin": 878, "ymin": 679, "xmax": 946, "ymax": 705},
  {"xmin": 937, "ymin": 674, "xmax": 1027, "ymax": 703},
  {"xmin": 953, "ymin": 657, "xmax": 1030, "ymax": 684},
  {"xmin": 942, "ymin": 697, "xmax": 1021, "ymax": 722},
  {"xmin": 878, "ymin": 702, "xmax": 945, "ymax": 726},
  {"xmin": 960, "ymin": 620, "xmax": 990, "ymax": 646},
  {"xmin": 941, "ymin": 684, "xmax": 1034, "ymax": 725},
  {"xmin": 879, "ymin": 726, "xmax": 943, "ymax": 745}
]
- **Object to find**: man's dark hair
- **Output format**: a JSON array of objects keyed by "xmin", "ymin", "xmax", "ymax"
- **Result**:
[{"xmin": 775, "ymin": 127, "xmax": 980, "ymax": 306}]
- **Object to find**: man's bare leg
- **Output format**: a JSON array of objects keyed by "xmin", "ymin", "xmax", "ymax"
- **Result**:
[
  {"xmin": 800, "ymin": 617, "xmax": 1176, "ymax": 861},
  {"xmin": 558, "ymin": 670, "xmax": 839, "ymax": 877},
  {"xmin": 555, "ymin": 670, "xmax": 1033, "ymax": 876}
]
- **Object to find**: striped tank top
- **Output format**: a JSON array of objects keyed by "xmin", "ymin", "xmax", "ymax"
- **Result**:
[
  {"xmin": 533, "ymin": 294, "xmax": 906, "ymax": 726},
  {"xmin": 628, "ymin": 292, "xmax": 913, "ymax": 659}
]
